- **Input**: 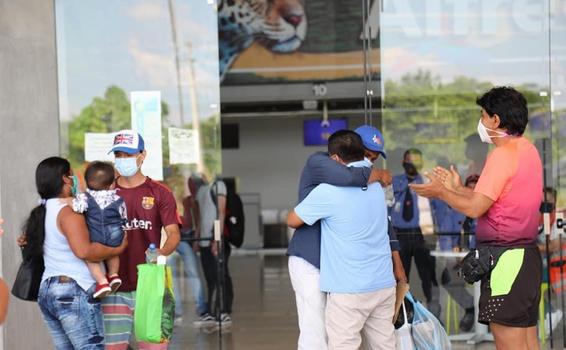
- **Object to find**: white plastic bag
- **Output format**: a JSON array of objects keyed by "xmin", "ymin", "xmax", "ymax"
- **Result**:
[
  {"xmin": 406, "ymin": 292, "xmax": 451, "ymax": 350},
  {"xmin": 396, "ymin": 301, "xmax": 416, "ymax": 350}
]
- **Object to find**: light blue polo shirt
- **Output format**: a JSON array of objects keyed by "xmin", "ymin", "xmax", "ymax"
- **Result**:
[{"xmin": 294, "ymin": 160, "xmax": 395, "ymax": 293}]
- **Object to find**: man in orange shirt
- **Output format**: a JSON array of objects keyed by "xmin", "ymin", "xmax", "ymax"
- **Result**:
[{"xmin": 413, "ymin": 87, "xmax": 543, "ymax": 350}]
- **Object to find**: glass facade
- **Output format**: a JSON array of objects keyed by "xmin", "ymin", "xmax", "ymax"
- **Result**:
[
  {"xmin": 55, "ymin": 0, "xmax": 222, "ymax": 200},
  {"xmin": 49, "ymin": 0, "xmax": 566, "ymax": 345}
]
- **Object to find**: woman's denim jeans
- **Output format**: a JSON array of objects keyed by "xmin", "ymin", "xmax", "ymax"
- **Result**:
[{"xmin": 38, "ymin": 277, "xmax": 104, "ymax": 350}]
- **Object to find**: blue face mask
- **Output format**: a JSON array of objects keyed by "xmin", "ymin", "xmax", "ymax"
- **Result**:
[
  {"xmin": 68, "ymin": 175, "xmax": 79, "ymax": 196},
  {"xmin": 115, "ymin": 156, "xmax": 140, "ymax": 177}
]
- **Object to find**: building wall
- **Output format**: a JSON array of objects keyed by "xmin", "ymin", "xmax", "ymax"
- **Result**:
[
  {"xmin": 221, "ymin": 115, "xmax": 368, "ymax": 211},
  {"xmin": 0, "ymin": 0, "xmax": 59, "ymax": 348}
]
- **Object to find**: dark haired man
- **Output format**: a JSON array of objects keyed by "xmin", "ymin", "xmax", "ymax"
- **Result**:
[
  {"xmin": 412, "ymin": 87, "xmax": 543, "ymax": 349},
  {"xmin": 286, "ymin": 129, "xmax": 393, "ymax": 349},
  {"xmin": 288, "ymin": 130, "xmax": 396, "ymax": 349},
  {"xmin": 103, "ymin": 129, "xmax": 181, "ymax": 350},
  {"xmin": 355, "ymin": 125, "xmax": 407, "ymax": 284}
]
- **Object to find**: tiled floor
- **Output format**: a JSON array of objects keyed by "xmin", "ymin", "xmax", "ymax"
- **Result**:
[{"xmin": 167, "ymin": 252, "xmax": 561, "ymax": 349}]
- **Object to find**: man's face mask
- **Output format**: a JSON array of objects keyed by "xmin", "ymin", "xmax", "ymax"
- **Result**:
[
  {"xmin": 403, "ymin": 162, "xmax": 418, "ymax": 176},
  {"xmin": 115, "ymin": 155, "xmax": 140, "ymax": 177}
]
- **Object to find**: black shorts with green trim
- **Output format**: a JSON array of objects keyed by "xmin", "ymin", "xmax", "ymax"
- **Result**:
[{"xmin": 479, "ymin": 247, "xmax": 542, "ymax": 327}]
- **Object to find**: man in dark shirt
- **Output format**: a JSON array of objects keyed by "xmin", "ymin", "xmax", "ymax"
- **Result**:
[
  {"xmin": 103, "ymin": 130, "xmax": 181, "ymax": 350},
  {"xmin": 391, "ymin": 148, "xmax": 439, "ymax": 317},
  {"xmin": 287, "ymin": 127, "xmax": 403, "ymax": 350}
]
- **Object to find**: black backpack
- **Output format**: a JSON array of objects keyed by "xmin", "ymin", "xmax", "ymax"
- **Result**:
[{"xmin": 210, "ymin": 182, "xmax": 245, "ymax": 248}]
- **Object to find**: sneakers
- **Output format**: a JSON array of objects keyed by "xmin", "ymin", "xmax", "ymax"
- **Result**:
[
  {"xmin": 220, "ymin": 313, "xmax": 232, "ymax": 326},
  {"xmin": 93, "ymin": 283, "xmax": 111, "ymax": 299},
  {"xmin": 108, "ymin": 275, "xmax": 122, "ymax": 293},
  {"xmin": 193, "ymin": 313, "xmax": 217, "ymax": 327}
]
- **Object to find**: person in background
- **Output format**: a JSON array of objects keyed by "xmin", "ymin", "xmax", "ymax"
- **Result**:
[
  {"xmin": 463, "ymin": 134, "xmax": 489, "ymax": 178},
  {"xmin": 412, "ymin": 86, "xmax": 543, "ymax": 349},
  {"xmin": 391, "ymin": 148, "xmax": 439, "ymax": 316},
  {"xmin": 537, "ymin": 187, "xmax": 564, "ymax": 335},
  {"xmin": 354, "ymin": 125, "xmax": 407, "ymax": 284},
  {"xmin": 103, "ymin": 130, "xmax": 181, "ymax": 350},
  {"xmin": 0, "ymin": 218, "xmax": 8, "ymax": 324},
  {"xmin": 430, "ymin": 176, "xmax": 474, "ymax": 332},
  {"xmin": 26, "ymin": 157, "xmax": 126, "ymax": 349},
  {"xmin": 191, "ymin": 173, "xmax": 233, "ymax": 325},
  {"xmin": 168, "ymin": 177, "xmax": 213, "ymax": 326},
  {"xmin": 461, "ymin": 174, "xmax": 480, "ymax": 250}
]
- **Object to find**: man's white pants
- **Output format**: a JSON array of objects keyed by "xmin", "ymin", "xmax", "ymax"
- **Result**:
[{"xmin": 289, "ymin": 256, "xmax": 328, "ymax": 350}]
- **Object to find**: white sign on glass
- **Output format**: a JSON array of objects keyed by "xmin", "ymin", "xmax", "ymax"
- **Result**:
[
  {"xmin": 131, "ymin": 91, "xmax": 163, "ymax": 180},
  {"xmin": 168, "ymin": 127, "xmax": 200, "ymax": 165},
  {"xmin": 84, "ymin": 132, "xmax": 116, "ymax": 162}
]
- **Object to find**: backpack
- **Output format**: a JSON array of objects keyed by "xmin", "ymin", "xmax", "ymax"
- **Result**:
[{"xmin": 210, "ymin": 182, "xmax": 245, "ymax": 248}]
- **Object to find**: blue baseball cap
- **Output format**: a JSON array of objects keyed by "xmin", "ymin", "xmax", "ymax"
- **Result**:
[
  {"xmin": 355, "ymin": 125, "xmax": 387, "ymax": 159},
  {"xmin": 108, "ymin": 129, "xmax": 145, "ymax": 154}
]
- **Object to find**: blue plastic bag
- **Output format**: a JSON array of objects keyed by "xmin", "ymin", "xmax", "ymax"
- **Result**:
[{"xmin": 405, "ymin": 292, "xmax": 451, "ymax": 350}]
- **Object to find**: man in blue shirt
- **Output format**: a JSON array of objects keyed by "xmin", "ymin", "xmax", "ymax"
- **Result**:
[
  {"xmin": 286, "ymin": 128, "xmax": 402, "ymax": 349},
  {"xmin": 391, "ymin": 148, "xmax": 439, "ymax": 316},
  {"xmin": 355, "ymin": 125, "xmax": 406, "ymax": 284},
  {"xmin": 288, "ymin": 130, "xmax": 396, "ymax": 350}
]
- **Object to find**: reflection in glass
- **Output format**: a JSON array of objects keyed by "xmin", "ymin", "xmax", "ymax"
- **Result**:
[
  {"xmin": 380, "ymin": 0, "xmax": 552, "ymax": 340},
  {"xmin": 56, "ymin": 0, "xmax": 221, "ymax": 201}
]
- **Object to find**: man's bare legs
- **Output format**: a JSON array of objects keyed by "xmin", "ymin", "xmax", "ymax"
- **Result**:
[{"xmin": 491, "ymin": 323, "xmax": 539, "ymax": 350}]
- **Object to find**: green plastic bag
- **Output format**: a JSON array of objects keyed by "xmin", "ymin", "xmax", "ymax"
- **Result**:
[{"xmin": 134, "ymin": 264, "xmax": 175, "ymax": 343}]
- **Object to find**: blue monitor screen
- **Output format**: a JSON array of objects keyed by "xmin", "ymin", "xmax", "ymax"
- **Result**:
[{"xmin": 303, "ymin": 118, "xmax": 348, "ymax": 146}]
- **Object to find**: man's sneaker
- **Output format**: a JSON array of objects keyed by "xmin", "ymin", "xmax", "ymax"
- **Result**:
[
  {"xmin": 193, "ymin": 313, "xmax": 216, "ymax": 327},
  {"xmin": 93, "ymin": 283, "xmax": 111, "ymax": 299},
  {"xmin": 108, "ymin": 275, "xmax": 122, "ymax": 293},
  {"xmin": 220, "ymin": 313, "xmax": 232, "ymax": 326}
]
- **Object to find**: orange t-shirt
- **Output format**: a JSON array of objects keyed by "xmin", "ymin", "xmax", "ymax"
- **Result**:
[{"xmin": 474, "ymin": 137, "xmax": 542, "ymax": 246}]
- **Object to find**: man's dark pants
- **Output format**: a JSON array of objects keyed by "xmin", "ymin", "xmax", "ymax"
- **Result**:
[
  {"xmin": 396, "ymin": 227, "xmax": 438, "ymax": 303},
  {"xmin": 200, "ymin": 243, "xmax": 234, "ymax": 314}
]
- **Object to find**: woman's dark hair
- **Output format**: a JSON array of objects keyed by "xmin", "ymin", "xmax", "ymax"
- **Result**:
[
  {"xmin": 23, "ymin": 157, "xmax": 71, "ymax": 257},
  {"xmin": 476, "ymin": 86, "xmax": 529, "ymax": 136}
]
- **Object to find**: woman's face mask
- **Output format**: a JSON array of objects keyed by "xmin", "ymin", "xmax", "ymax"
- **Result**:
[
  {"xmin": 115, "ymin": 156, "xmax": 140, "ymax": 177},
  {"xmin": 68, "ymin": 175, "xmax": 79, "ymax": 196}
]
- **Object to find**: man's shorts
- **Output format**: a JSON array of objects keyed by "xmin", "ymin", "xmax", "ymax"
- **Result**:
[{"xmin": 478, "ymin": 247, "xmax": 542, "ymax": 327}]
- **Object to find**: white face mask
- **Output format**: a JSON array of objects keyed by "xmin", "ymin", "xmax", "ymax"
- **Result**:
[{"xmin": 477, "ymin": 118, "xmax": 508, "ymax": 144}]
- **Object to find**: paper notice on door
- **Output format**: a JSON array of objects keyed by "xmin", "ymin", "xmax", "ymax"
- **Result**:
[
  {"xmin": 84, "ymin": 132, "xmax": 116, "ymax": 162},
  {"xmin": 168, "ymin": 127, "xmax": 200, "ymax": 165},
  {"xmin": 131, "ymin": 91, "xmax": 163, "ymax": 180}
]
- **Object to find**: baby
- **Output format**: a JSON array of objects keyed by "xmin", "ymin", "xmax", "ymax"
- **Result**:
[{"xmin": 67, "ymin": 161, "xmax": 127, "ymax": 298}]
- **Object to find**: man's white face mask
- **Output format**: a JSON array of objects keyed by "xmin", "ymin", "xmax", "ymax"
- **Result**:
[{"xmin": 477, "ymin": 118, "xmax": 508, "ymax": 144}]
